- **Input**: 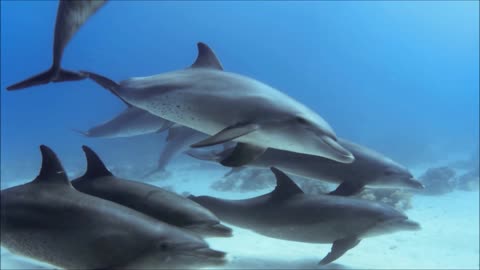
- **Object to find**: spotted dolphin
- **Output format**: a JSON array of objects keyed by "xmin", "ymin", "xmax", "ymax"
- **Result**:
[
  {"xmin": 189, "ymin": 167, "xmax": 420, "ymax": 265},
  {"xmin": 1, "ymin": 145, "xmax": 226, "ymax": 269},
  {"xmin": 71, "ymin": 145, "xmax": 232, "ymax": 238},
  {"xmin": 188, "ymin": 137, "xmax": 424, "ymax": 196},
  {"xmin": 6, "ymin": 0, "xmax": 107, "ymax": 90},
  {"xmin": 80, "ymin": 42, "xmax": 355, "ymax": 166}
]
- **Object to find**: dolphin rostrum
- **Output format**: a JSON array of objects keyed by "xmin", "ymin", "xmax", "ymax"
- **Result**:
[
  {"xmin": 189, "ymin": 167, "xmax": 420, "ymax": 265},
  {"xmin": 188, "ymin": 137, "xmax": 424, "ymax": 196},
  {"xmin": 80, "ymin": 42, "xmax": 355, "ymax": 166},
  {"xmin": 74, "ymin": 105, "xmax": 173, "ymax": 138},
  {"xmin": 1, "ymin": 145, "xmax": 226, "ymax": 269},
  {"xmin": 7, "ymin": 0, "xmax": 107, "ymax": 90},
  {"xmin": 71, "ymin": 145, "xmax": 233, "ymax": 238}
]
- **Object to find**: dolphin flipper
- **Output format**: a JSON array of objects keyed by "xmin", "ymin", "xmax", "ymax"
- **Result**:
[
  {"xmin": 329, "ymin": 182, "xmax": 364, "ymax": 196},
  {"xmin": 319, "ymin": 237, "xmax": 361, "ymax": 265},
  {"xmin": 220, "ymin": 143, "xmax": 266, "ymax": 167},
  {"xmin": 7, "ymin": 68, "xmax": 86, "ymax": 91},
  {"xmin": 191, "ymin": 123, "xmax": 260, "ymax": 148}
]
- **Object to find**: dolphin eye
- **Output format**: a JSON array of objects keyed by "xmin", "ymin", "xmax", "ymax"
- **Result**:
[
  {"xmin": 159, "ymin": 243, "xmax": 169, "ymax": 251},
  {"xmin": 295, "ymin": 117, "xmax": 308, "ymax": 125},
  {"xmin": 384, "ymin": 171, "xmax": 394, "ymax": 176}
]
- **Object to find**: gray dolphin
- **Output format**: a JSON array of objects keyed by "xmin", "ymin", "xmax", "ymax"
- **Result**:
[
  {"xmin": 80, "ymin": 42, "xmax": 355, "ymax": 166},
  {"xmin": 189, "ymin": 167, "xmax": 420, "ymax": 265},
  {"xmin": 188, "ymin": 137, "xmax": 424, "ymax": 196},
  {"xmin": 7, "ymin": 0, "xmax": 107, "ymax": 91},
  {"xmin": 71, "ymin": 145, "xmax": 232, "ymax": 238},
  {"xmin": 74, "ymin": 105, "xmax": 173, "ymax": 138},
  {"xmin": 1, "ymin": 145, "xmax": 226, "ymax": 269}
]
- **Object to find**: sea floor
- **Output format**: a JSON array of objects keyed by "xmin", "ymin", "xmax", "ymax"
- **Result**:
[{"xmin": 1, "ymin": 162, "xmax": 479, "ymax": 270}]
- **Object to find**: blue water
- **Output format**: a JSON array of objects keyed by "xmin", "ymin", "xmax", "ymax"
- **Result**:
[{"xmin": 0, "ymin": 1, "xmax": 479, "ymax": 269}]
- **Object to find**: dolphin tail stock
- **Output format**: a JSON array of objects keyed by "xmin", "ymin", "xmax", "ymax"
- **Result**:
[
  {"xmin": 6, "ymin": 67, "xmax": 87, "ymax": 91},
  {"xmin": 80, "ymin": 70, "xmax": 131, "ymax": 105}
]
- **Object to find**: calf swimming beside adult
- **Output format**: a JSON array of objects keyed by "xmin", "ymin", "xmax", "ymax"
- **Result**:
[
  {"xmin": 189, "ymin": 167, "xmax": 420, "ymax": 265},
  {"xmin": 1, "ymin": 145, "xmax": 226, "ymax": 269},
  {"xmin": 81, "ymin": 42, "xmax": 355, "ymax": 166}
]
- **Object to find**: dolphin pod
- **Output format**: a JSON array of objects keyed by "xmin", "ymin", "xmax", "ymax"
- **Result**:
[
  {"xmin": 189, "ymin": 167, "xmax": 420, "ymax": 265},
  {"xmin": 1, "ymin": 145, "xmax": 226, "ymax": 269},
  {"xmin": 6, "ymin": 0, "xmax": 107, "ymax": 90},
  {"xmin": 72, "ymin": 145, "xmax": 232, "ymax": 238},
  {"xmin": 3, "ymin": 1, "xmax": 422, "ymax": 268}
]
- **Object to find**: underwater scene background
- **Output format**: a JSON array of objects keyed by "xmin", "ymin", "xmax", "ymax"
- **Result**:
[{"xmin": 1, "ymin": 1, "xmax": 479, "ymax": 269}]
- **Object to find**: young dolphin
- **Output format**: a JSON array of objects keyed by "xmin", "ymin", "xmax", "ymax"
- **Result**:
[
  {"xmin": 80, "ymin": 42, "xmax": 355, "ymax": 166},
  {"xmin": 71, "ymin": 145, "xmax": 233, "ymax": 238},
  {"xmin": 1, "ymin": 145, "xmax": 227, "ymax": 269},
  {"xmin": 74, "ymin": 105, "xmax": 173, "ymax": 138},
  {"xmin": 188, "ymin": 137, "xmax": 424, "ymax": 196},
  {"xmin": 6, "ymin": 0, "xmax": 107, "ymax": 90},
  {"xmin": 189, "ymin": 167, "xmax": 420, "ymax": 265}
]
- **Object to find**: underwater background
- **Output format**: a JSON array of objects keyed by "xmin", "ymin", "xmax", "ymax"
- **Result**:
[{"xmin": 1, "ymin": 1, "xmax": 479, "ymax": 269}]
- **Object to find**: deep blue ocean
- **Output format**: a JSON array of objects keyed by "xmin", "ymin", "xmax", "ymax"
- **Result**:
[{"xmin": 0, "ymin": 2, "xmax": 479, "ymax": 269}]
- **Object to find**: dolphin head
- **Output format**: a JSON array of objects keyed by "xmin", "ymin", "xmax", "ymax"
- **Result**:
[
  {"xmin": 184, "ymin": 222, "xmax": 233, "ymax": 238},
  {"xmin": 125, "ymin": 227, "xmax": 227, "ymax": 269},
  {"xmin": 368, "ymin": 157, "xmax": 424, "ymax": 190},
  {"xmin": 273, "ymin": 114, "xmax": 355, "ymax": 164},
  {"xmin": 365, "ymin": 215, "xmax": 421, "ymax": 237}
]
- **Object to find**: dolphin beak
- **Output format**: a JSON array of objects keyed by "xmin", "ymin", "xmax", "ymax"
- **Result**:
[
  {"xmin": 185, "ymin": 223, "xmax": 233, "ymax": 238},
  {"xmin": 321, "ymin": 136, "xmax": 355, "ymax": 164},
  {"xmin": 191, "ymin": 248, "xmax": 227, "ymax": 265},
  {"xmin": 209, "ymin": 223, "xmax": 233, "ymax": 237},
  {"xmin": 399, "ymin": 219, "xmax": 421, "ymax": 231},
  {"xmin": 409, "ymin": 178, "xmax": 425, "ymax": 189}
]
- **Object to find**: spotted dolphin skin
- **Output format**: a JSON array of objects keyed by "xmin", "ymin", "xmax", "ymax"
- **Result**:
[
  {"xmin": 189, "ymin": 167, "xmax": 420, "ymax": 265},
  {"xmin": 74, "ymin": 106, "xmax": 173, "ymax": 138},
  {"xmin": 7, "ymin": 0, "xmax": 107, "ymax": 90},
  {"xmin": 1, "ymin": 145, "xmax": 226, "ymax": 269},
  {"xmin": 80, "ymin": 42, "xmax": 355, "ymax": 167},
  {"xmin": 71, "ymin": 145, "xmax": 233, "ymax": 238},
  {"xmin": 188, "ymin": 136, "xmax": 424, "ymax": 196}
]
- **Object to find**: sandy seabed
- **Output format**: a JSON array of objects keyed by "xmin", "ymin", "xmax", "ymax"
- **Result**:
[{"xmin": 1, "ymin": 163, "xmax": 479, "ymax": 270}]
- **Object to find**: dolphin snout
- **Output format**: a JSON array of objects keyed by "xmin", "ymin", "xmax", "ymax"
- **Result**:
[
  {"xmin": 186, "ymin": 223, "xmax": 233, "ymax": 237},
  {"xmin": 209, "ymin": 223, "xmax": 233, "ymax": 237},
  {"xmin": 408, "ymin": 178, "xmax": 425, "ymax": 189},
  {"xmin": 321, "ymin": 136, "xmax": 355, "ymax": 164},
  {"xmin": 191, "ymin": 247, "xmax": 227, "ymax": 265},
  {"xmin": 399, "ymin": 219, "xmax": 421, "ymax": 231}
]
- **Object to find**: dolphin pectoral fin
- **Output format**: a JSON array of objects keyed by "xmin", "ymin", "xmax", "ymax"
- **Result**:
[
  {"xmin": 190, "ymin": 123, "xmax": 260, "ymax": 148},
  {"xmin": 329, "ymin": 182, "xmax": 364, "ymax": 196},
  {"xmin": 319, "ymin": 237, "xmax": 361, "ymax": 265},
  {"xmin": 6, "ymin": 68, "xmax": 86, "ymax": 91},
  {"xmin": 220, "ymin": 143, "xmax": 267, "ymax": 167}
]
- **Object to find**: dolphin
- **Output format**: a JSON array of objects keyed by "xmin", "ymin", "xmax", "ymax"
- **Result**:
[
  {"xmin": 6, "ymin": 0, "xmax": 107, "ymax": 91},
  {"xmin": 189, "ymin": 167, "xmax": 420, "ymax": 265},
  {"xmin": 188, "ymin": 137, "xmax": 424, "ymax": 196},
  {"xmin": 71, "ymin": 145, "xmax": 233, "ymax": 238},
  {"xmin": 1, "ymin": 145, "xmax": 227, "ymax": 269},
  {"xmin": 80, "ymin": 42, "xmax": 355, "ymax": 166},
  {"xmin": 74, "ymin": 105, "xmax": 173, "ymax": 138}
]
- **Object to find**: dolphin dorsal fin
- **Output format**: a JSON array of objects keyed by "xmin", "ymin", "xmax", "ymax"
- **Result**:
[
  {"xmin": 81, "ymin": 145, "xmax": 113, "ymax": 178},
  {"xmin": 33, "ymin": 145, "xmax": 71, "ymax": 186},
  {"xmin": 191, "ymin": 42, "xmax": 223, "ymax": 70},
  {"xmin": 270, "ymin": 167, "xmax": 303, "ymax": 200}
]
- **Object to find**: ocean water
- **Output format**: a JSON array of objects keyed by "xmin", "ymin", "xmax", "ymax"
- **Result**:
[{"xmin": 1, "ymin": 1, "xmax": 479, "ymax": 270}]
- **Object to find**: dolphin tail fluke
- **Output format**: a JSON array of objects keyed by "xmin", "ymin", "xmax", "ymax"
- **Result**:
[
  {"xmin": 319, "ymin": 237, "xmax": 361, "ymax": 265},
  {"xmin": 6, "ymin": 67, "xmax": 87, "ymax": 91}
]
